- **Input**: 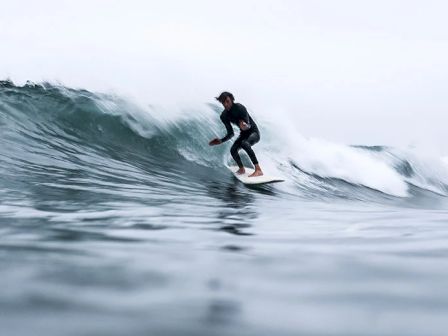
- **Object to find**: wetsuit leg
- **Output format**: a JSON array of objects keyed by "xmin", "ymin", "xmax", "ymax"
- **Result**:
[
  {"xmin": 230, "ymin": 136, "xmax": 244, "ymax": 168},
  {"xmin": 240, "ymin": 131, "xmax": 260, "ymax": 165},
  {"xmin": 230, "ymin": 131, "xmax": 260, "ymax": 167}
]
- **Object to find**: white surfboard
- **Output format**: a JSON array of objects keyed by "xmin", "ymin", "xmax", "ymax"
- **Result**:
[{"xmin": 227, "ymin": 166, "xmax": 285, "ymax": 185}]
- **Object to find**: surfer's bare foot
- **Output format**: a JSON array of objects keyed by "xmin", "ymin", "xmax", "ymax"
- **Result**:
[
  {"xmin": 249, "ymin": 170, "xmax": 263, "ymax": 177},
  {"xmin": 236, "ymin": 167, "xmax": 245, "ymax": 175},
  {"xmin": 249, "ymin": 164, "xmax": 263, "ymax": 177}
]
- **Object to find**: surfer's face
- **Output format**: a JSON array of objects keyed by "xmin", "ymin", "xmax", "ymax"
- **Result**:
[{"xmin": 222, "ymin": 96, "xmax": 233, "ymax": 111}]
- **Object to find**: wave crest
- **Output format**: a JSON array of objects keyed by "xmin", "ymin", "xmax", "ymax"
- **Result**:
[{"xmin": 1, "ymin": 80, "xmax": 447, "ymax": 203}]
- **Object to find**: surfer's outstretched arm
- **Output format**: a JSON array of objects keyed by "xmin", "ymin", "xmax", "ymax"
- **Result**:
[
  {"xmin": 208, "ymin": 113, "xmax": 234, "ymax": 146},
  {"xmin": 219, "ymin": 113, "xmax": 234, "ymax": 142}
]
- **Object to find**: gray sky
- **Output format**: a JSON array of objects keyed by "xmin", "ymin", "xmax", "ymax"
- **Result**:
[{"xmin": 1, "ymin": 0, "xmax": 448, "ymax": 151}]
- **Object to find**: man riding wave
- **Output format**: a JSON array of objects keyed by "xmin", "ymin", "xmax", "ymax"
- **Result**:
[{"xmin": 209, "ymin": 92, "xmax": 263, "ymax": 177}]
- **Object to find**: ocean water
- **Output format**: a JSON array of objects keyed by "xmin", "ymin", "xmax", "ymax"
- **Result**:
[{"xmin": 1, "ymin": 80, "xmax": 448, "ymax": 336}]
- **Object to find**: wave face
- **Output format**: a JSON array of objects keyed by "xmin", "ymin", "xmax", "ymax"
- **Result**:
[{"xmin": 1, "ymin": 80, "xmax": 447, "ymax": 208}]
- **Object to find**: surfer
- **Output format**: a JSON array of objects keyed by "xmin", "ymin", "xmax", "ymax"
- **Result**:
[{"xmin": 209, "ymin": 92, "xmax": 263, "ymax": 177}]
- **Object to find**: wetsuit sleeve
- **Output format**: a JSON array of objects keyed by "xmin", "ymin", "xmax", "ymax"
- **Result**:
[
  {"xmin": 220, "ymin": 113, "xmax": 234, "ymax": 143},
  {"xmin": 236, "ymin": 104, "xmax": 251, "ymax": 127}
]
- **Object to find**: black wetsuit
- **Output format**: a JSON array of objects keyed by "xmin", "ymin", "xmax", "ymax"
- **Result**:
[{"xmin": 219, "ymin": 103, "xmax": 260, "ymax": 167}]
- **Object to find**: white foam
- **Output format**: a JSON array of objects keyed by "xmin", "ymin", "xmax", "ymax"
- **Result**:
[{"xmin": 259, "ymin": 119, "xmax": 409, "ymax": 197}]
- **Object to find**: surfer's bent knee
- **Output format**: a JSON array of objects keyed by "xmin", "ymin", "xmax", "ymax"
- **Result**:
[{"xmin": 241, "ymin": 140, "xmax": 250, "ymax": 150}]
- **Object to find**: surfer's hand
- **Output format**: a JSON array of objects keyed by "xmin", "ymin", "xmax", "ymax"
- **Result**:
[
  {"xmin": 209, "ymin": 138, "xmax": 222, "ymax": 146},
  {"xmin": 239, "ymin": 120, "xmax": 250, "ymax": 131}
]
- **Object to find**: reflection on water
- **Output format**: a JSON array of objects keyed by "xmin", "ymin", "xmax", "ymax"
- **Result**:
[{"xmin": 206, "ymin": 180, "xmax": 257, "ymax": 236}]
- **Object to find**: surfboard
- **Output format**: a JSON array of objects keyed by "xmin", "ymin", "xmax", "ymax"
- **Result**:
[{"xmin": 227, "ymin": 166, "xmax": 285, "ymax": 185}]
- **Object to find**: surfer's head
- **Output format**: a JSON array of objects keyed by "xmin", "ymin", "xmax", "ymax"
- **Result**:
[{"xmin": 216, "ymin": 91, "xmax": 234, "ymax": 111}]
